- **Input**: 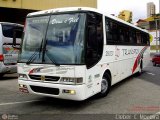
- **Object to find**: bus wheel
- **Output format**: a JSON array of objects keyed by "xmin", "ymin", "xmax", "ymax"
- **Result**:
[
  {"xmin": 98, "ymin": 73, "xmax": 111, "ymax": 97},
  {"xmin": 0, "ymin": 74, "xmax": 4, "ymax": 78}
]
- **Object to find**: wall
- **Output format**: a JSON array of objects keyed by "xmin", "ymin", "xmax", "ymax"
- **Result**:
[{"xmin": 0, "ymin": 0, "xmax": 97, "ymax": 10}]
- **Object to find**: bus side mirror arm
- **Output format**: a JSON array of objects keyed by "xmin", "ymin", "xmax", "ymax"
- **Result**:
[
  {"xmin": 12, "ymin": 29, "xmax": 22, "ymax": 49},
  {"xmin": 13, "ymin": 30, "xmax": 16, "ymax": 47}
]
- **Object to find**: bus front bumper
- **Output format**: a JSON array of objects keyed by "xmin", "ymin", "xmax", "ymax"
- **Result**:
[{"xmin": 18, "ymin": 80, "xmax": 86, "ymax": 101}]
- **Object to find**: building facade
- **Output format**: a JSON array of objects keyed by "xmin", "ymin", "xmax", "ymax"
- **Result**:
[
  {"xmin": 137, "ymin": 2, "xmax": 160, "ymax": 53},
  {"xmin": 147, "ymin": 2, "xmax": 156, "ymax": 17},
  {"xmin": 137, "ymin": 15, "xmax": 160, "ymax": 53},
  {"xmin": 0, "ymin": 0, "xmax": 97, "ymax": 10},
  {"xmin": 118, "ymin": 10, "xmax": 132, "ymax": 23},
  {"xmin": 0, "ymin": 0, "xmax": 97, "ymax": 24}
]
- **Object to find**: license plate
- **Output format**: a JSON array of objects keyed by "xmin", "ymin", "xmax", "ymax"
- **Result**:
[{"xmin": 3, "ymin": 54, "xmax": 18, "ymax": 64}]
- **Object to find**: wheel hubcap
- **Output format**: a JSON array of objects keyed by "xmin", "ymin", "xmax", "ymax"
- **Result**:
[{"xmin": 101, "ymin": 78, "xmax": 108, "ymax": 94}]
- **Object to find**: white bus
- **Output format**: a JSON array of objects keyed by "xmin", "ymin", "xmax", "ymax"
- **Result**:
[
  {"xmin": 15, "ymin": 7, "xmax": 150, "ymax": 101},
  {"xmin": 0, "ymin": 22, "xmax": 23, "ymax": 77}
]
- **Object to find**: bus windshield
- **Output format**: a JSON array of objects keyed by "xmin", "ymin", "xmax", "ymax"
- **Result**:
[{"xmin": 19, "ymin": 13, "xmax": 86, "ymax": 65}]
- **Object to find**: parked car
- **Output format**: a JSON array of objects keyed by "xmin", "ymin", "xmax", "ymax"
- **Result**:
[{"xmin": 152, "ymin": 53, "xmax": 160, "ymax": 66}]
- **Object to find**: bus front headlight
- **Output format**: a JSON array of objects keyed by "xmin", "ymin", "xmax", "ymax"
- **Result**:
[
  {"xmin": 18, "ymin": 74, "xmax": 28, "ymax": 80},
  {"xmin": 60, "ymin": 77, "xmax": 83, "ymax": 85}
]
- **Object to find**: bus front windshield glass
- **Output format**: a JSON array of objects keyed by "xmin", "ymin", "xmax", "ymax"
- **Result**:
[
  {"xmin": 19, "ymin": 16, "xmax": 49, "ymax": 64},
  {"xmin": 19, "ymin": 13, "xmax": 86, "ymax": 65}
]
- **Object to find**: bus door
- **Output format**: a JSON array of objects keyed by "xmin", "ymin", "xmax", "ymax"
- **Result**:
[{"xmin": 86, "ymin": 12, "xmax": 104, "ymax": 95}]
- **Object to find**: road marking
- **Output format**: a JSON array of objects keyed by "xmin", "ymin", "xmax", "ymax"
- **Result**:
[
  {"xmin": 146, "ymin": 66, "xmax": 154, "ymax": 68},
  {"xmin": 146, "ymin": 72, "xmax": 155, "ymax": 76},
  {"xmin": 0, "ymin": 100, "xmax": 40, "ymax": 106}
]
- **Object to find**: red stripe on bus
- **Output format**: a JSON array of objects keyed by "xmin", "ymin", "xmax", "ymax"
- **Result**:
[{"xmin": 132, "ymin": 46, "xmax": 148, "ymax": 74}]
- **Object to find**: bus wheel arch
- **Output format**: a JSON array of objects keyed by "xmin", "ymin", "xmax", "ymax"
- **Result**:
[
  {"xmin": 140, "ymin": 60, "xmax": 143, "ymax": 72},
  {"xmin": 98, "ymin": 70, "xmax": 111, "ymax": 97},
  {"xmin": 137, "ymin": 59, "xmax": 143, "ymax": 75},
  {"xmin": 140, "ymin": 60, "xmax": 143, "ymax": 69},
  {"xmin": 104, "ymin": 70, "xmax": 112, "ymax": 84}
]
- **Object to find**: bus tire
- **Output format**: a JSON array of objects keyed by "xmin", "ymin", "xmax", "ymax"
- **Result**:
[
  {"xmin": 0, "ymin": 74, "xmax": 4, "ymax": 78},
  {"xmin": 98, "ymin": 73, "xmax": 111, "ymax": 97},
  {"xmin": 153, "ymin": 62, "xmax": 156, "ymax": 66}
]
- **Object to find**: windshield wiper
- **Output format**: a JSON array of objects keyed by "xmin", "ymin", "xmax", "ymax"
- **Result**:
[
  {"xmin": 26, "ymin": 39, "xmax": 60, "ymax": 66},
  {"xmin": 45, "ymin": 52, "xmax": 60, "ymax": 66},
  {"xmin": 26, "ymin": 39, "xmax": 43, "ymax": 65}
]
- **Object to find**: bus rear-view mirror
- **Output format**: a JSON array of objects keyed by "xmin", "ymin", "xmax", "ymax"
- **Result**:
[{"xmin": 13, "ymin": 29, "xmax": 23, "ymax": 49}]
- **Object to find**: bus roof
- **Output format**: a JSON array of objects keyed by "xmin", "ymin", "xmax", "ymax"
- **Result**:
[
  {"xmin": 27, "ymin": 7, "xmax": 148, "ymax": 34},
  {"xmin": 0, "ymin": 22, "xmax": 23, "ymax": 27}
]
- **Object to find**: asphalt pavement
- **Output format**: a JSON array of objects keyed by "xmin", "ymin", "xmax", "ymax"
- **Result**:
[{"xmin": 0, "ymin": 61, "xmax": 160, "ymax": 120}]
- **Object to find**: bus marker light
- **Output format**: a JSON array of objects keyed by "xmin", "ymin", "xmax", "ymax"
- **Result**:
[
  {"xmin": 63, "ymin": 90, "xmax": 76, "ymax": 95},
  {"xmin": 70, "ymin": 90, "xmax": 76, "ymax": 95},
  {"xmin": 19, "ymin": 84, "xmax": 29, "ymax": 93}
]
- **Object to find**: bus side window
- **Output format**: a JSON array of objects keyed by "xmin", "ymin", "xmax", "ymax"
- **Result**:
[
  {"xmin": 147, "ymin": 34, "xmax": 150, "ymax": 45},
  {"xmin": 111, "ymin": 22, "xmax": 119, "ymax": 43},
  {"xmin": 136, "ymin": 32, "xmax": 141, "ymax": 44},
  {"xmin": 129, "ymin": 30, "xmax": 136, "ymax": 44},
  {"xmin": 124, "ymin": 28, "xmax": 129, "ymax": 43},
  {"xmin": 142, "ymin": 33, "xmax": 149, "ymax": 45},
  {"xmin": 119, "ymin": 27, "xmax": 125, "ymax": 43},
  {"xmin": 105, "ymin": 19, "xmax": 118, "ymax": 44},
  {"xmin": 105, "ymin": 20, "xmax": 113, "ymax": 44}
]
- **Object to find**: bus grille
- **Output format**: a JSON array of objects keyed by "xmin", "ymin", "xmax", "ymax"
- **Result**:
[
  {"xmin": 30, "ymin": 85, "xmax": 59, "ymax": 95},
  {"xmin": 29, "ymin": 75, "xmax": 60, "ymax": 82}
]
